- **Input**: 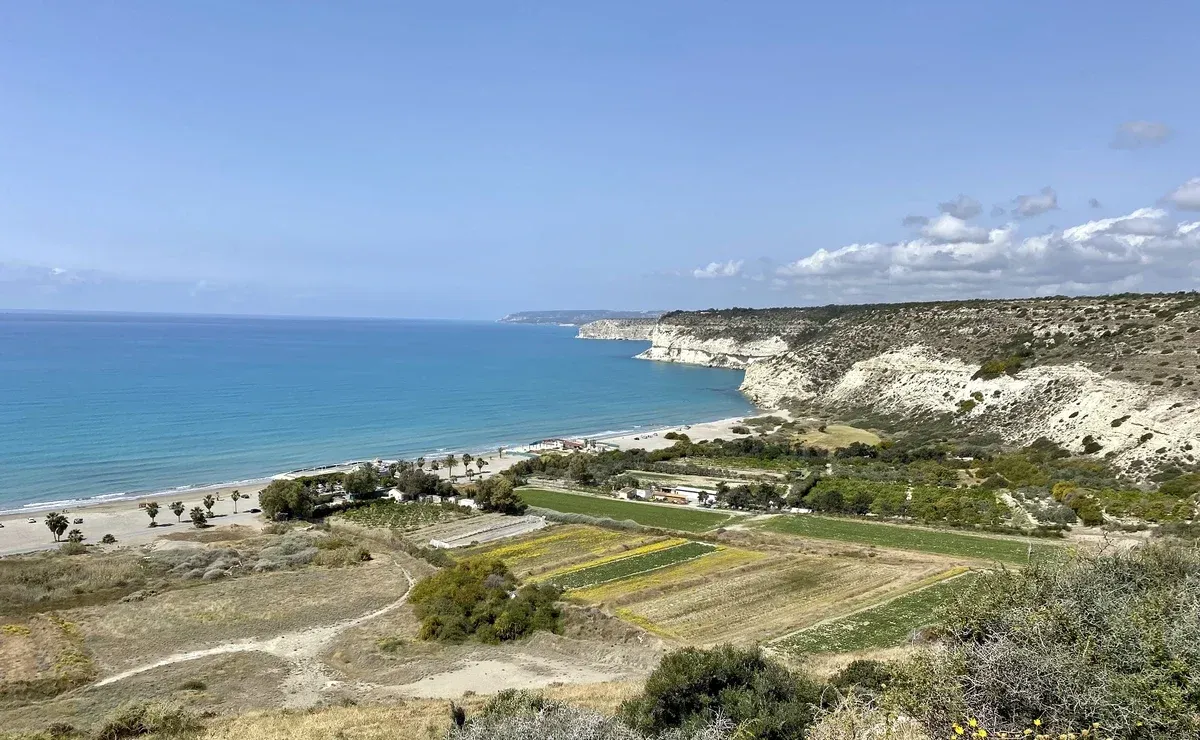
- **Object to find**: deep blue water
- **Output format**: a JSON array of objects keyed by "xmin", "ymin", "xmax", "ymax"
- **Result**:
[{"xmin": 0, "ymin": 312, "xmax": 753, "ymax": 509}]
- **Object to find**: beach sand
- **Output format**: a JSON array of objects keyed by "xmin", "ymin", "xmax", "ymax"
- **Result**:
[{"xmin": 0, "ymin": 411, "xmax": 776, "ymax": 558}]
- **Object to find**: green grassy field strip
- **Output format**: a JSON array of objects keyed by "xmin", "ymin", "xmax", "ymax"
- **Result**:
[
  {"xmin": 518, "ymin": 488, "xmax": 734, "ymax": 532},
  {"xmin": 760, "ymin": 514, "xmax": 1059, "ymax": 563},
  {"xmin": 548, "ymin": 541, "xmax": 718, "ymax": 590},
  {"xmin": 773, "ymin": 571, "xmax": 976, "ymax": 654}
]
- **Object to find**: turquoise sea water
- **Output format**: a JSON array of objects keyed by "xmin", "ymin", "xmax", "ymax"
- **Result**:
[{"xmin": 0, "ymin": 312, "xmax": 753, "ymax": 510}]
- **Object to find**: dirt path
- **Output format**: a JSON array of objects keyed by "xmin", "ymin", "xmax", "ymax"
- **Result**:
[{"xmin": 91, "ymin": 563, "xmax": 415, "ymax": 708}]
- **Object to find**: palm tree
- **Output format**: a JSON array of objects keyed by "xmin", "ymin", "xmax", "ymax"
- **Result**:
[
  {"xmin": 230, "ymin": 490, "xmax": 242, "ymax": 513},
  {"xmin": 476, "ymin": 458, "xmax": 487, "ymax": 476},
  {"xmin": 170, "ymin": 501, "xmax": 185, "ymax": 522},
  {"xmin": 416, "ymin": 457, "xmax": 425, "ymax": 471},
  {"xmin": 190, "ymin": 507, "xmax": 207, "ymax": 528},
  {"xmin": 203, "ymin": 494, "xmax": 216, "ymax": 516},
  {"xmin": 66, "ymin": 529, "xmax": 84, "ymax": 543},
  {"xmin": 145, "ymin": 501, "xmax": 160, "ymax": 527},
  {"xmin": 45, "ymin": 511, "xmax": 68, "ymax": 542},
  {"xmin": 462, "ymin": 453, "xmax": 473, "ymax": 478},
  {"xmin": 445, "ymin": 454, "xmax": 457, "ymax": 479},
  {"xmin": 497, "ymin": 446, "xmax": 504, "ymax": 459}
]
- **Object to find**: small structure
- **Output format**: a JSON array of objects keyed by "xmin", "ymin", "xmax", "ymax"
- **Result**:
[
  {"xmin": 651, "ymin": 490, "xmax": 691, "ymax": 505},
  {"xmin": 528, "ymin": 438, "xmax": 587, "ymax": 452}
]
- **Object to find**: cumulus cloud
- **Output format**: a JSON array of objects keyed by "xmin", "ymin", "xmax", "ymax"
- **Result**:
[
  {"xmin": 920, "ymin": 213, "xmax": 990, "ymax": 244},
  {"xmin": 1165, "ymin": 178, "xmax": 1200, "ymax": 211},
  {"xmin": 771, "ymin": 208, "xmax": 1200, "ymax": 300},
  {"xmin": 1013, "ymin": 186, "xmax": 1058, "ymax": 218},
  {"xmin": 902, "ymin": 214, "xmax": 929, "ymax": 228},
  {"xmin": 692, "ymin": 259, "xmax": 744, "ymax": 279},
  {"xmin": 937, "ymin": 194, "xmax": 983, "ymax": 220},
  {"xmin": 1111, "ymin": 120, "xmax": 1173, "ymax": 149}
]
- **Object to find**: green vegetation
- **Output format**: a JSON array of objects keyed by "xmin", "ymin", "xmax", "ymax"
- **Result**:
[
  {"xmin": 618, "ymin": 645, "xmax": 822, "ymax": 740},
  {"xmin": 799, "ymin": 477, "xmax": 1009, "ymax": 526},
  {"xmin": 258, "ymin": 479, "xmax": 318, "ymax": 520},
  {"xmin": 339, "ymin": 500, "xmax": 473, "ymax": 530},
  {"xmin": 775, "ymin": 574, "xmax": 975, "ymax": 654},
  {"xmin": 408, "ymin": 558, "xmax": 561, "ymax": 643},
  {"xmin": 143, "ymin": 501, "xmax": 159, "ymax": 526},
  {"xmin": 549, "ymin": 542, "xmax": 717, "ymax": 589},
  {"xmin": 43, "ymin": 512, "xmax": 67, "ymax": 542},
  {"xmin": 471, "ymin": 475, "xmax": 527, "ymax": 515},
  {"xmin": 761, "ymin": 515, "xmax": 1054, "ymax": 562},
  {"xmin": 189, "ymin": 506, "xmax": 207, "ymax": 528},
  {"xmin": 892, "ymin": 543, "xmax": 1200, "ymax": 737},
  {"xmin": 518, "ymin": 488, "xmax": 733, "ymax": 532}
]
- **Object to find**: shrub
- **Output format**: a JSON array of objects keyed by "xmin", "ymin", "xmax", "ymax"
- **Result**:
[
  {"xmin": 59, "ymin": 542, "xmax": 87, "ymax": 556},
  {"xmin": 894, "ymin": 543, "xmax": 1200, "ymax": 737},
  {"xmin": 100, "ymin": 534, "xmax": 117, "ymax": 544},
  {"xmin": 619, "ymin": 645, "xmax": 822, "ymax": 740},
  {"xmin": 94, "ymin": 701, "xmax": 199, "ymax": 740},
  {"xmin": 409, "ymin": 558, "xmax": 561, "ymax": 643},
  {"xmin": 731, "ymin": 426, "xmax": 751, "ymax": 435},
  {"xmin": 448, "ymin": 696, "xmax": 733, "ymax": 740}
]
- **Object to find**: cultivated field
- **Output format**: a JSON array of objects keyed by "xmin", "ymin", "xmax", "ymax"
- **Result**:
[
  {"xmin": 771, "ymin": 569, "xmax": 974, "ymax": 655},
  {"xmin": 760, "ymin": 514, "xmax": 1060, "ymax": 563},
  {"xmin": 337, "ymin": 500, "xmax": 475, "ymax": 531},
  {"xmin": 518, "ymin": 488, "xmax": 735, "ymax": 532},
  {"xmin": 471, "ymin": 522, "xmax": 956, "ymax": 645}
]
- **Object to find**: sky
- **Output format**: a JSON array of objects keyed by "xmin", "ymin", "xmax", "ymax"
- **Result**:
[{"xmin": 1, "ymin": 1, "xmax": 1198, "ymax": 319}]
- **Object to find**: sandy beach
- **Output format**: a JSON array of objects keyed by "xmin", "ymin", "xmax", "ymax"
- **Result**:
[{"xmin": 0, "ymin": 412, "xmax": 770, "ymax": 558}]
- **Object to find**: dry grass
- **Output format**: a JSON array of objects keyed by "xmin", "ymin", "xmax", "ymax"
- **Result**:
[
  {"xmin": 71, "ymin": 557, "xmax": 411, "ymax": 672},
  {"xmin": 0, "ymin": 550, "xmax": 153, "ymax": 618},
  {"xmin": 195, "ymin": 683, "xmax": 638, "ymax": 740},
  {"xmin": 0, "ymin": 613, "xmax": 95, "ymax": 701},
  {"xmin": 796, "ymin": 424, "xmax": 882, "ymax": 450}
]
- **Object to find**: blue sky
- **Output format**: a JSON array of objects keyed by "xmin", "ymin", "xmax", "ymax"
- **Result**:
[{"xmin": 1, "ymin": 1, "xmax": 1197, "ymax": 318}]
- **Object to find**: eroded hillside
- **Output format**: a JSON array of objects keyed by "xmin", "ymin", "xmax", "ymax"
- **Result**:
[{"xmin": 637, "ymin": 294, "xmax": 1200, "ymax": 477}]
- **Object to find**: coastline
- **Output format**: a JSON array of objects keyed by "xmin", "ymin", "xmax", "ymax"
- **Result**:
[{"xmin": 0, "ymin": 412, "xmax": 765, "ymax": 558}]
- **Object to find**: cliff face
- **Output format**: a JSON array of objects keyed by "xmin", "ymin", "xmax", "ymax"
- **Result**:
[
  {"xmin": 576, "ymin": 318, "xmax": 657, "ymax": 341},
  {"xmin": 637, "ymin": 295, "xmax": 1200, "ymax": 478}
]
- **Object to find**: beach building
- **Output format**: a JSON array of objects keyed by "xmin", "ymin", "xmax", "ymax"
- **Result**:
[
  {"xmin": 650, "ymin": 490, "xmax": 691, "ymax": 505},
  {"xmin": 617, "ymin": 486, "xmax": 649, "ymax": 500},
  {"xmin": 528, "ymin": 438, "xmax": 587, "ymax": 452}
]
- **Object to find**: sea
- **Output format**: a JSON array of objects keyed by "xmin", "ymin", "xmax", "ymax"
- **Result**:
[{"xmin": 0, "ymin": 312, "xmax": 754, "ymax": 512}]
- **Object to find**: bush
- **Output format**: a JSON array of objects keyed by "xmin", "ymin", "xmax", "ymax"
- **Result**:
[
  {"xmin": 448, "ymin": 695, "xmax": 733, "ymax": 740},
  {"xmin": 100, "ymin": 534, "xmax": 117, "ymax": 544},
  {"xmin": 474, "ymin": 476, "xmax": 526, "ymax": 515},
  {"xmin": 409, "ymin": 558, "xmax": 561, "ymax": 643},
  {"xmin": 619, "ymin": 645, "xmax": 822, "ymax": 740},
  {"xmin": 894, "ymin": 543, "xmax": 1200, "ymax": 737},
  {"xmin": 731, "ymin": 426, "xmax": 751, "ymax": 435},
  {"xmin": 94, "ymin": 701, "xmax": 199, "ymax": 739},
  {"xmin": 59, "ymin": 542, "xmax": 87, "ymax": 556}
]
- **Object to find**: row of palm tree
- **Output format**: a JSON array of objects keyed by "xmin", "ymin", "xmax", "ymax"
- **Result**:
[
  {"xmin": 144, "ymin": 491, "xmax": 243, "ymax": 527},
  {"xmin": 412, "ymin": 453, "xmax": 489, "ymax": 479}
]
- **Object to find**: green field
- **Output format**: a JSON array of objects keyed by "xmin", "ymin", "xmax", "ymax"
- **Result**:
[
  {"xmin": 518, "ymin": 488, "xmax": 733, "ymax": 532},
  {"xmin": 761, "ymin": 514, "xmax": 1058, "ymax": 563},
  {"xmin": 549, "ymin": 542, "xmax": 718, "ymax": 589},
  {"xmin": 774, "ymin": 573, "xmax": 975, "ymax": 654}
]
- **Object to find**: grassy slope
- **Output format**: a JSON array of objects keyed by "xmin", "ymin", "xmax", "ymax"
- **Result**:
[
  {"xmin": 761, "ymin": 514, "xmax": 1059, "ymax": 563},
  {"xmin": 518, "ymin": 488, "xmax": 733, "ymax": 533}
]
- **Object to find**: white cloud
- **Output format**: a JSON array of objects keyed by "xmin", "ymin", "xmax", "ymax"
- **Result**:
[
  {"xmin": 1013, "ymin": 186, "xmax": 1058, "ymax": 218},
  {"xmin": 772, "ymin": 208, "xmax": 1200, "ymax": 300},
  {"xmin": 938, "ymin": 194, "xmax": 982, "ymax": 220},
  {"xmin": 1165, "ymin": 178, "xmax": 1200, "ymax": 211},
  {"xmin": 692, "ymin": 260, "xmax": 744, "ymax": 279},
  {"xmin": 1111, "ymin": 120, "xmax": 1173, "ymax": 149},
  {"xmin": 921, "ymin": 213, "xmax": 990, "ymax": 244}
]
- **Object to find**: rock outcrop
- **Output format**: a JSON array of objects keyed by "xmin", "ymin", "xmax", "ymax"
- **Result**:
[
  {"xmin": 633, "ymin": 295, "xmax": 1200, "ymax": 477},
  {"xmin": 576, "ymin": 319, "xmax": 657, "ymax": 341}
]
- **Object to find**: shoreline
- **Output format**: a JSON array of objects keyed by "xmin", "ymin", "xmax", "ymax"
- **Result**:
[{"xmin": 0, "ymin": 412, "xmax": 767, "ymax": 557}]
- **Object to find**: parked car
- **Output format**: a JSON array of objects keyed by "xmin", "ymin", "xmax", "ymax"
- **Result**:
[{"xmin": 73, "ymin": 518, "xmax": 84, "ymax": 524}]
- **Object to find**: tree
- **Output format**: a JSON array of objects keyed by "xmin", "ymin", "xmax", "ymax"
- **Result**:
[
  {"xmin": 567, "ymin": 456, "xmax": 594, "ymax": 486},
  {"xmin": 344, "ymin": 464, "xmax": 381, "ymax": 500},
  {"xmin": 476, "ymin": 458, "xmax": 487, "ymax": 476},
  {"xmin": 230, "ymin": 490, "xmax": 242, "ymax": 513},
  {"xmin": 190, "ymin": 506, "xmax": 208, "ymax": 528},
  {"xmin": 619, "ymin": 645, "xmax": 821, "ymax": 740},
  {"xmin": 145, "ymin": 501, "xmax": 160, "ymax": 527},
  {"xmin": 258, "ymin": 479, "xmax": 317, "ymax": 520},
  {"xmin": 462, "ymin": 453, "xmax": 474, "ymax": 478},
  {"xmin": 409, "ymin": 558, "xmax": 561, "ymax": 644},
  {"xmin": 202, "ymin": 494, "xmax": 216, "ymax": 515},
  {"xmin": 497, "ymin": 446, "xmax": 504, "ymax": 459},
  {"xmin": 475, "ymin": 476, "xmax": 526, "ymax": 515},
  {"xmin": 45, "ymin": 512, "xmax": 68, "ymax": 542},
  {"xmin": 416, "ymin": 457, "xmax": 426, "ymax": 471},
  {"xmin": 66, "ymin": 528, "xmax": 84, "ymax": 543},
  {"xmin": 169, "ymin": 501, "xmax": 185, "ymax": 522},
  {"xmin": 445, "ymin": 454, "xmax": 458, "ymax": 479}
]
